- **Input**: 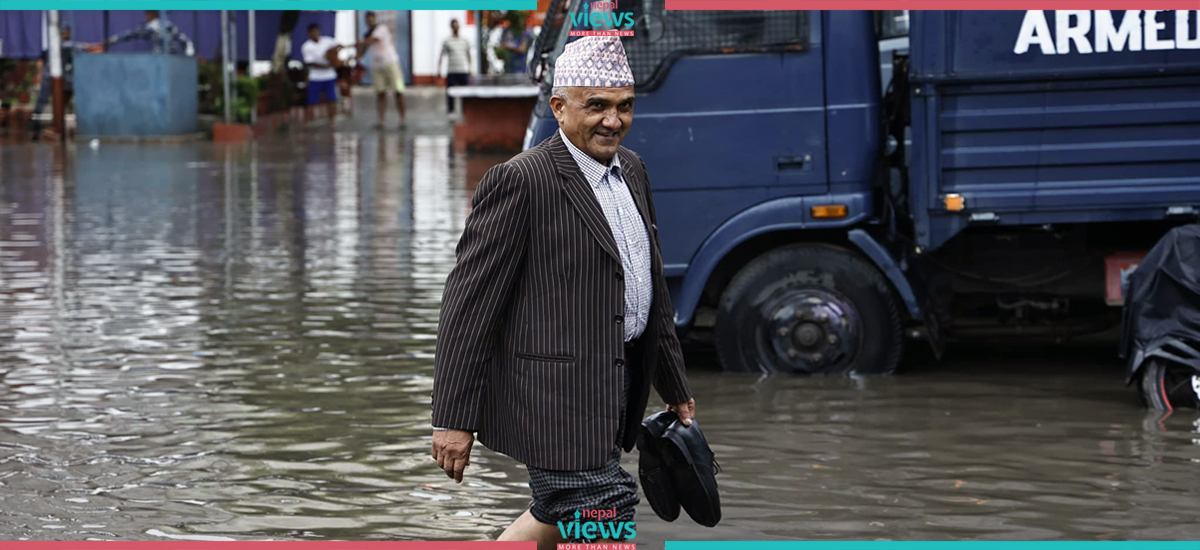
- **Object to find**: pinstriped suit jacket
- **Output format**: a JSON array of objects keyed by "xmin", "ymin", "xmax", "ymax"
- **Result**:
[{"xmin": 432, "ymin": 131, "xmax": 692, "ymax": 471}]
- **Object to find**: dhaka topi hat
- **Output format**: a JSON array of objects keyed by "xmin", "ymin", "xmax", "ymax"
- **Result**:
[{"xmin": 553, "ymin": 36, "xmax": 635, "ymax": 88}]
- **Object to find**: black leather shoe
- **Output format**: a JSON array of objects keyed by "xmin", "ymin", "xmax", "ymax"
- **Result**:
[
  {"xmin": 638, "ymin": 410, "xmax": 681, "ymax": 522},
  {"xmin": 662, "ymin": 417, "xmax": 721, "ymax": 527}
]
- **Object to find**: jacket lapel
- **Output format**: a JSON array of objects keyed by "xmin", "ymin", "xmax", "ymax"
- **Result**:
[
  {"xmin": 616, "ymin": 148, "xmax": 663, "ymax": 380},
  {"xmin": 550, "ymin": 132, "xmax": 622, "ymax": 263},
  {"xmin": 617, "ymin": 148, "xmax": 656, "ymax": 244}
]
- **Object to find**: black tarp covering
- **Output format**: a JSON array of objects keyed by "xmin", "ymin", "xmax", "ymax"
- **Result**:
[{"xmin": 1121, "ymin": 224, "xmax": 1200, "ymax": 383}]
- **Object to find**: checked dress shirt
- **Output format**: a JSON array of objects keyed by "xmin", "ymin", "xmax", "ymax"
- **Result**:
[{"xmin": 557, "ymin": 128, "xmax": 654, "ymax": 342}]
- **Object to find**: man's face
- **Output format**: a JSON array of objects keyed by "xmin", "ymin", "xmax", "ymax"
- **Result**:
[
  {"xmin": 451, "ymin": 20, "xmax": 460, "ymax": 34},
  {"xmin": 366, "ymin": 14, "xmax": 376, "ymax": 27},
  {"xmin": 309, "ymin": 28, "xmax": 320, "ymax": 42},
  {"xmin": 61, "ymin": 28, "xmax": 71, "ymax": 41},
  {"xmin": 144, "ymin": 11, "xmax": 157, "ymax": 22},
  {"xmin": 551, "ymin": 86, "xmax": 635, "ymax": 163}
]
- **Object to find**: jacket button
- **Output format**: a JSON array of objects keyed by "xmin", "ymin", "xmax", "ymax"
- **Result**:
[
  {"xmin": 615, "ymin": 314, "xmax": 624, "ymax": 324},
  {"xmin": 615, "ymin": 358, "xmax": 625, "ymax": 367},
  {"xmin": 615, "ymin": 271, "xmax": 624, "ymax": 280}
]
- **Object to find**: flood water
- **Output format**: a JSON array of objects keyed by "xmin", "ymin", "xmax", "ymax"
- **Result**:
[{"xmin": 2, "ymin": 133, "xmax": 1199, "ymax": 544}]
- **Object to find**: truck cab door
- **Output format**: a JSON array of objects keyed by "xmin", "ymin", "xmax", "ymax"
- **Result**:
[{"xmin": 621, "ymin": 9, "xmax": 826, "ymax": 269}]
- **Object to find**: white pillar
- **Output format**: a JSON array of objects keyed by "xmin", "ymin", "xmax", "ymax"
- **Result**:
[
  {"xmin": 48, "ymin": 10, "xmax": 65, "ymax": 136},
  {"xmin": 229, "ymin": 12, "xmax": 238, "ymax": 113},
  {"xmin": 47, "ymin": 11, "xmax": 62, "ymax": 78},
  {"xmin": 249, "ymin": 10, "xmax": 256, "ymax": 123},
  {"xmin": 221, "ymin": 10, "xmax": 231, "ymax": 123}
]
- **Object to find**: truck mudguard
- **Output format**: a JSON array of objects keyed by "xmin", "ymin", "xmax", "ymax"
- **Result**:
[{"xmin": 672, "ymin": 194, "xmax": 873, "ymax": 327}]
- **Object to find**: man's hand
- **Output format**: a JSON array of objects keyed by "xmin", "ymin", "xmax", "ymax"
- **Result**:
[
  {"xmin": 667, "ymin": 398, "xmax": 696, "ymax": 427},
  {"xmin": 431, "ymin": 429, "xmax": 474, "ymax": 483}
]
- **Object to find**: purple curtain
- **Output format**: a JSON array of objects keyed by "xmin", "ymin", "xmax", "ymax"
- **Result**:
[
  {"xmin": 0, "ymin": 11, "xmax": 43, "ymax": 59},
  {"xmin": 245, "ymin": 11, "xmax": 339, "ymax": 62}
]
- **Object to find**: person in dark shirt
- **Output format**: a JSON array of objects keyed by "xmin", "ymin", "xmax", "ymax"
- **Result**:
[{"xmin": 100, "ymin": 11, "xmax": 195, "ymax": 56}]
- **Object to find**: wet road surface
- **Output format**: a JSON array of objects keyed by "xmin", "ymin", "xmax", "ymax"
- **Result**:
[{"xmin": 2, "ymin": 124, "xmax": 1199, "ymax": 544}]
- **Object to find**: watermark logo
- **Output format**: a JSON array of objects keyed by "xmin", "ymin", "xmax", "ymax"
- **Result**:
[
  {"xmin": 555, "ymin": 509, "xmax": 637, "ymax": 550},
  {"xmin": 568, "ymin": 1, "xmax": 634, "ymax": 37}
]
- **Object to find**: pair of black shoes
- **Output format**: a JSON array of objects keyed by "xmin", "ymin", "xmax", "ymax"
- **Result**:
[{"xmin": 637, "ymin": 410, "xmax": 721, "ymax": 527}]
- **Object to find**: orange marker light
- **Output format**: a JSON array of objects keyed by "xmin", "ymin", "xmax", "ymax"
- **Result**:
[
  {"xmin": 945, "ymin": 193, "xmax": 965, "ymax": 212},
  {"xmin": 811, "ymin": 204, "xmax": 848, "ymax": 219}
]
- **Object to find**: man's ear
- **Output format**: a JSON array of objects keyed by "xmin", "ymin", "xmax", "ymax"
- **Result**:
[{"xmin": 549, "ymin": 95, "xmax": 565, "ymax": 123}]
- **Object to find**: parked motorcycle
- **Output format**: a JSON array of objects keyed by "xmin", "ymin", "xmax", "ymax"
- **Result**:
[{"xmin": 1121, "ymin": 224, "xmax": 1200, "ymax": 410}]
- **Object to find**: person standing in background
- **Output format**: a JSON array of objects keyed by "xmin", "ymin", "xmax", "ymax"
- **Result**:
[
  {"xmin": 29, "ymin": 25, "xmax": 86, "ymax": 140},
  {"xmin": 357, "ymin": 11, "xmax": 407, "ymax": 130},
  {"xmin": 438, "ymin": 19, "xmax": 472, "ymax": 119},
  {"xmin": 270, "ymin": 11, "xmax": 302, "ymax": 74},
  {"xmin": 96, "ymin": 11, "xmax": 194, "ymax": 56},
  {"xmin": 301, "ymin": 23, "xmax": 341, "ymax": 127},
  {"xmin": 507, "ymin": 26, "xmax": 534, "ymax": 73}
]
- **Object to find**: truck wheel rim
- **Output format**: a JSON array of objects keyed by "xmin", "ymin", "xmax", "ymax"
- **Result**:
[{"xmin": 759, "ymin": 288, "xmax": 861, "ymax": 373}]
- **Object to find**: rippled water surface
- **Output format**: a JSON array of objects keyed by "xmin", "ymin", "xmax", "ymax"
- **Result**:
[{"xmin": 2, "ymin": 134, "xmax": 1199, "ymax": 544}]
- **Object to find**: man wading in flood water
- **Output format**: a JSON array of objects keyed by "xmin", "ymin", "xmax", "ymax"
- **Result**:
[{"xmin": 430, "ymin": 36, "xmax": 695, "ymax": 550}]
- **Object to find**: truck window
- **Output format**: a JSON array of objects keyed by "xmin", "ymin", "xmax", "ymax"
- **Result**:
[
  {"xmin": 624, "ymin": 4, "xmax": 809, "ymax": 91},
  {"xmin": 877, "ymin": 10, "xmax": 909, "ymax": 39}
]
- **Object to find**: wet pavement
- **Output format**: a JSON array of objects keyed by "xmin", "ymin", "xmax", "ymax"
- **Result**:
[{"xmin": 2, "ymin": 99, "xmax": 1200, "ymax": 544}]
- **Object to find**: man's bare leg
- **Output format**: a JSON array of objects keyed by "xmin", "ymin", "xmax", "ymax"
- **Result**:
[
  {"xmin": 498, "ymin": 509, "xmax": 565, "ymax": 550},
  {"xmin": 394, "ymin": 92, "xmax": 406, "ymax": 127},
  {"xmin": 376, "ymin": 93, "xmax": 387, "ymax": 127}
]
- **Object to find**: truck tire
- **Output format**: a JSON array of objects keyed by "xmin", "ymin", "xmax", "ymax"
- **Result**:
[
  {"xmin": 715, "ymin": 244, "xmax": 904, "ymax": 375},
  {"xmin": 1138, "ymin": 359, "xmax": 1200, "ymax": 411}
]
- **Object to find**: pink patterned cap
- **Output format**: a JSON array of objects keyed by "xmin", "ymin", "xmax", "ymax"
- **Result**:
[{"xmin": 553, "ymin": 36, "xmax": 635, "ymax": 88}]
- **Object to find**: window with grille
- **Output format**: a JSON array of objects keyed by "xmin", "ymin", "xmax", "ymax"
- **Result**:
[
  {"xmin": 618, "ymin": 6, "xmax": 810, "ymax": 92},
  {"xmin": 533, "ymin": 2, "xmax": 810, "ymax": 93}
]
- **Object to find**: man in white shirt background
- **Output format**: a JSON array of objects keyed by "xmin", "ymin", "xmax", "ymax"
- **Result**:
[
  {"xmin": 438, "ymin": 19, "xmax": 473, "ymax": 120},
  {"xmin": 301, "ymin": 23, "xmax": 341, "ymax": 127},
  {"xmin": 357, "ymin": 12, "xmax": 407, "ymax": 130}
]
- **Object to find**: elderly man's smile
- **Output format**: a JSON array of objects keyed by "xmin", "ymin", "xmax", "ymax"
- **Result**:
[{"xmin": 593, "ymin": 130, "xmax": 620, "ymax": 144}]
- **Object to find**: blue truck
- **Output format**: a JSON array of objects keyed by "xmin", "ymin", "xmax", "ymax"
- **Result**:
[{"xmin": 523, "ymin": 7, "xmax": 1200, "ymax": 390}]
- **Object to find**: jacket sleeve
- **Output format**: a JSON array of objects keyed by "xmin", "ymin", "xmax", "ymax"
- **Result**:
[
  {"xmin": 107, "ymin": 24, "xmax": 149, "ymax": 46},
  {"xmin": 174, "ymin": 28, "xmax": 195, "ymax": 57},
  {"xmin": 431, "ymin": 162, "xmax": 529, "ymax": 431},
  {"xmin": 637, "ymin": 153, "xmax": 692, "ymax": 404}
]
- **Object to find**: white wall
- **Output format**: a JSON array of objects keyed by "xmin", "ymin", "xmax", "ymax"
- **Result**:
[
  {"xmin": 411, "ymin": 11, "xmax": 477, "ymax": 78},
  {"xmin": 334, "ymin": 10, "xmax": 357, "ymax": 46}
]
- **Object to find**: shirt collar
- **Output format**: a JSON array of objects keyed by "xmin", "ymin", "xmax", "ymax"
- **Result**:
[{"xmin": 559, "ymin": 129, "xmax": 621, "ymax": 189}]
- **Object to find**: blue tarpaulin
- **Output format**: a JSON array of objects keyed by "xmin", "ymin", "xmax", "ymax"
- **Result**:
[{"xmin": 1, "ymin": 10, "xmax": 335, "ymax": 62}]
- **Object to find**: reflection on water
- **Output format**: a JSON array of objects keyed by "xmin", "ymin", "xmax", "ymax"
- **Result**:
[
  {"xmin": 1, "ymin": 135, "xmax": 525, "ymax": 541},
  {"xmin": 2, "ymin": 136, "xmax": 1200, "ymax": 544}
]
